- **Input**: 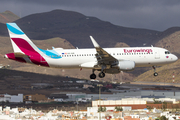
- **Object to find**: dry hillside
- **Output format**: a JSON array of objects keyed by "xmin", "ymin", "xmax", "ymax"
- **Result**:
[
  {"xmin": 0, "ymin": 11, "xmax": 19, "ymax": 23},
  {"xmin": 134, "ymin": 59, "xmax": 180, "ymax": 83},
  {"xmin": 0, "ymin": 36, "xmax": 134, "ymax": 82},
  {"xmin": 1, "ymin": 30, "xmax": 180, "ymax": 83},
  {"xmin": 114, "ymin": 42, "xmax": 129, "ymax": 47},
  {"xmin": 155, "ymin": 31, "xmax": 180, "ymax": 55},
  {"xmin": 135, "ymin": 31, "xmax": 180, "ymax": 83}
]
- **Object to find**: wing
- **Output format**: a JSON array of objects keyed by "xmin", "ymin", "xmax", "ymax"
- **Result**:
[{"xmin": 90, "ymin": 36, "xmax": 118, "ymax": 67}]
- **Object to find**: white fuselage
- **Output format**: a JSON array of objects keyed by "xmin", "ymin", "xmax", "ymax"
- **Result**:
[{"xmin": 44, "ymin": 47, "xmax": 177, "ymax": 69}]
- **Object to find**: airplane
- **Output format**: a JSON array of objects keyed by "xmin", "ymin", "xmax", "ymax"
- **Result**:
[{"xmin": 4, "ymin": 23, "xmax": 178, "ymax": 79}]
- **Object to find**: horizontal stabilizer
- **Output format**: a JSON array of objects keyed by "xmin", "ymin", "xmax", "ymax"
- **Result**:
[{"xmin": 14, "ymin": 52, "xmax": 29, "ymax": 58}]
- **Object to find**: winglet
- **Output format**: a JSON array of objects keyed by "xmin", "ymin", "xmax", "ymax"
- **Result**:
[{"xmin": 90, "ymin": 36, "xmax": 100, "ymax": 48}]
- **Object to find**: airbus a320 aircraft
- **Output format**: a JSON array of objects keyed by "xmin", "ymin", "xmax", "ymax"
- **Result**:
[{"xmin": 4, "ymin": 23, "xmax": 178, "ymax": 79}]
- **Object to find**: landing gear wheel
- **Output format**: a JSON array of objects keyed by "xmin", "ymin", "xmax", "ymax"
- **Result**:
[
  {"xmin": 154, "ymin": 72, "xmax": 158, "ymax": 76},
  {"xmin": 99, "ymin": 72, "xmax": 105, "ymax": 78},
  {"xmin": 152, "ymin": 66, "xmax": 158, "ymax": 77},
  {"xmin": 90, "ymin": 73, "xmax": 96, "ymax": 79}
]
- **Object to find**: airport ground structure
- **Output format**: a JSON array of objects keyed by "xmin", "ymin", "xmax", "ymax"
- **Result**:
[
  {"xmin": 1, "ymin": 90, "xmax": 180, "ymax": 103},
  {"xmin": 0, "ymin": 98, "xmax": 180, "ymax": 120},
  {"xmin": 1, "ymin": 82, "xmax": 180, "ymax": 119}
]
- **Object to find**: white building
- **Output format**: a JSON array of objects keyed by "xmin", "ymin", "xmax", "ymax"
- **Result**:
[
  {"xmin": 0, "ymin": 94, "xmax": 23, "ymax": 103},
  {"xmin": 10, "ymin": 94, "xmax": 23, "ymax": 103},
  {"xmin": 92, "ymin": 98, "xmax": 178, "ymax": 107}
]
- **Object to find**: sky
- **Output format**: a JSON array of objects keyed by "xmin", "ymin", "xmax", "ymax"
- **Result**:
[{"xmin": 0, "ymin": 0, "xmax": 180, "ymax": 31}]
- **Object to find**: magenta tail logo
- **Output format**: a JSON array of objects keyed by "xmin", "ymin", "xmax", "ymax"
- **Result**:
[{"xmin": 11, "ymin": 38, "xmax": 49, "ymax": 67}]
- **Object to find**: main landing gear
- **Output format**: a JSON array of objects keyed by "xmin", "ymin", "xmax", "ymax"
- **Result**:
[
  {"xmin": 98, "ymin": 72, "xmax": 105, "ymax": 78},
  {"xmin": 90, "ymin": 69, "xmax": 96, "ymax": 79},
  {"xmin": 152, "ymin": 66, "xmax": 158, "ymax": 76},
  {"xmin": 90, "ymin": 72, "xmax": 105, "ymax": 79},
  {"xmin": 90, "ymin": 73, "xmax": 96, "ymax": 79},
  {"xmin": 90, "ymin": 69, "xmax": 106, "ymax": 79}
]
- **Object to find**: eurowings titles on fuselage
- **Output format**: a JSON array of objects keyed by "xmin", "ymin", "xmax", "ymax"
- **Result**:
[{"xmin": 4, "ymin": 23, "xmax": 178, "ymax": 79}]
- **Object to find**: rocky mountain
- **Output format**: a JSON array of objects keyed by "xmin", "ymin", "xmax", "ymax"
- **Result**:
[
  {"xmin": 135, "ymin": 31, "xmax": 180, "ymax": 83},
  {"xmin": 155, "ymin": 31, "xmax": 180, "ymax": 57},
  {"xmin": 1, "ymin": 9, "xmax": 179, "ymax": 48},
  {"xmin": 134, "ymin": 59, "xmax": 180, "ymax": 83},
  {"xmin": 0, "ymin": 10, "xmax": 180, "ymax": 82},
  {"xmin": 0, "ymin": 9, "xmax": 180, "ymax": 48},
  {"xmin": 0, "ymin": 36, "xmax": 134, "ymax": 82},
  {"xmin": 0, "ymin": 11, "xmax": 19, "ymax": 24}
]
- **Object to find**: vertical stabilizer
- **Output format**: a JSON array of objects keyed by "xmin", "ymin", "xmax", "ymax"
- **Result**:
[
  {"xmin": 6, "ymin": 23, "xmax": 39, "ymax": 53},
  {"xmin": 6, "ymin": 23, "xmax": 49, "ymax": 67}
]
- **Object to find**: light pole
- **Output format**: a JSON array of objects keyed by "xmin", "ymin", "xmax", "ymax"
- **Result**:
[{"xmin": 97, "ymin": 84, "xmax": 103, "ymax": 120}]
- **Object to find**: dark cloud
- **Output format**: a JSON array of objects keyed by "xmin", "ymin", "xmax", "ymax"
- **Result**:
[{"xmin": 0, "ymin": 0, "xmax": 180, "ymax": 31}]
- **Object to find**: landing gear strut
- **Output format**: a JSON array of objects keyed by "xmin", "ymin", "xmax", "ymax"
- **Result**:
[
  {"xmin": 152, "ymin": 66, "xmax": 158, "ymax": 76},
  {"xmin": 90, "ymin": 69, "xmax": 96, "ymax": 79},
  {"xmin": 98, "ymin": 65, "xmax": 106, "ymax": 78}
]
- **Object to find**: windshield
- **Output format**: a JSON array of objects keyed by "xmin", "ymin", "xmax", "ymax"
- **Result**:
[{"xmin": 165, "ymin": 51, "xmax": 171, "ymax": 54}]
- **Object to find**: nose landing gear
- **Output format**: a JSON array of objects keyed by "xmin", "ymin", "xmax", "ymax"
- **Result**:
[{"xmin": 152, "ymin": 66, "xmax": 158, "ymax": 76}]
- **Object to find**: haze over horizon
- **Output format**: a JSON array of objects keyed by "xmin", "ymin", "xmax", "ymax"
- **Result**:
[{"xmin": 0, "ymin": 0, "xmax": 180, "ymax": 31}]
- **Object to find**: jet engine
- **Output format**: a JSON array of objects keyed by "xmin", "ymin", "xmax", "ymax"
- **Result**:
[{"xmin": 116, "ymin": 60, "xmax": 135, "ymax": 71}]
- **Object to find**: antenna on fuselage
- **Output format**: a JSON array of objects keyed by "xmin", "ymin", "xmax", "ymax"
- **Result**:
[{"xmin": 151, "ymin": 45, "xmax": 153, "ymax": 47}]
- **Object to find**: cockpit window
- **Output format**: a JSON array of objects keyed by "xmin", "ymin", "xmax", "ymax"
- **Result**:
[{"xmin": 165, "ymin": 51, "xmax": 171, "ymax": 54}]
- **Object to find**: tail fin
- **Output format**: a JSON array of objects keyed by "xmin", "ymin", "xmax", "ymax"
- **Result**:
[
  {"xmin": 6, "ymin": 23, "xmax": 39, "ymax": 54},
  {"xmin": 6, "ymin": 23, "xmax": 49, "ymax": 67}
]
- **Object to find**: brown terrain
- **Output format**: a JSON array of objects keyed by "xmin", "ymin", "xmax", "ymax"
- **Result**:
[
  {"xmin": 0, "ymin": 10, "xmax": 180, "ymax": 85},
  {"xmin": 0, "ymin": 10, "xmax": 180, "ymax": 111},
  {"xmin": 135, "ymin": 31, "xmax": 180, "ymax": 83},
  {"xmin": 0, "ymin": 11, "xmax": 19, "ymax": 23},
  {"xmin": 0, "ymin": 36, "xmax": 134, "ymax": 83}
]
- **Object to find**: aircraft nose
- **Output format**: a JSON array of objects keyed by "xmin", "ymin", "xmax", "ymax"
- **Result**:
[{"xmin": 173, "ymin": 54, "xmax": 178, "ymax": 61}]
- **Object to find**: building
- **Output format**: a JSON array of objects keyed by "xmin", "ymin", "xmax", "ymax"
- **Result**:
[
  {"xmin": 10, "ymin": 94, "xmax": 23, "ymax": 103},
  {"xmin": 92, "ymin": 98, "xmax": 178, "ymax": 110},
  {"xmin": 0, "ymin": 94, "xmax": 23, "ymax": 103},
  {"xmin": 24, "ymin": 94, "xmax": 47, "ymax": 102}
]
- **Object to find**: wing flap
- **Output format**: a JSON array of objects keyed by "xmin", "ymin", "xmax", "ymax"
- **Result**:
[{"xmin": 90, "ymin": 36, "xmax": 118, "ymax": 66}]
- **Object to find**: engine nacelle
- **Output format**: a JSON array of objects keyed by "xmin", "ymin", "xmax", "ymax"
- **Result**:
[{"xmin": 117, "ymin": 60, "xmax": 135, "ymax": 71}]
